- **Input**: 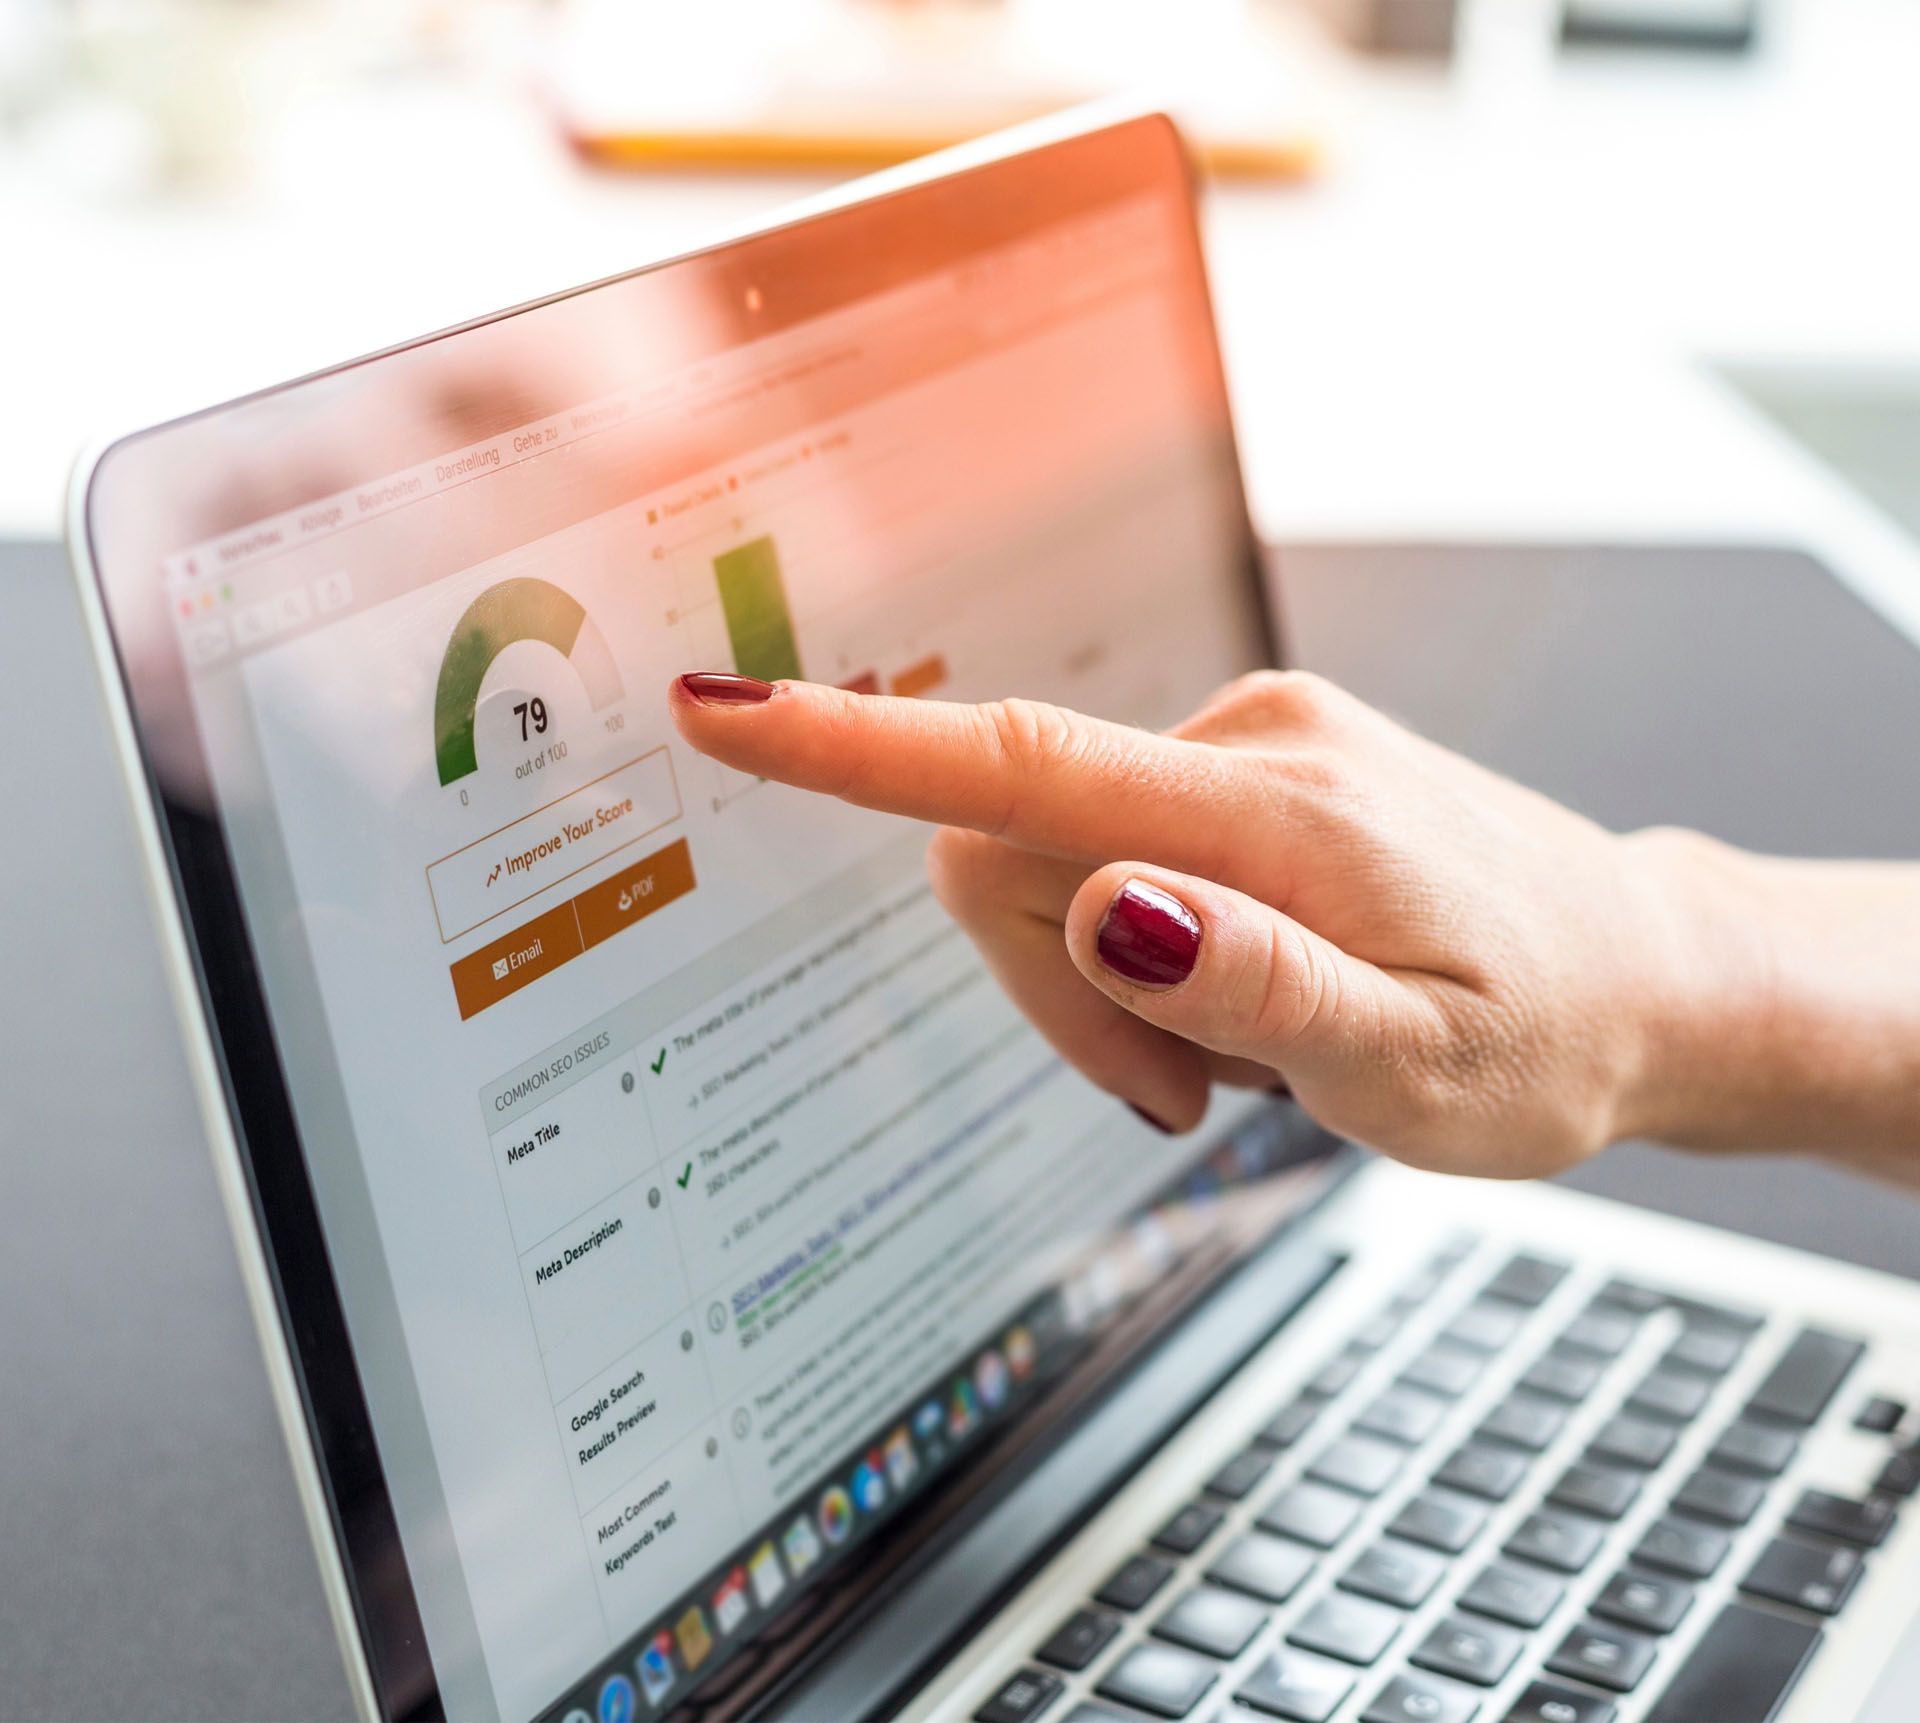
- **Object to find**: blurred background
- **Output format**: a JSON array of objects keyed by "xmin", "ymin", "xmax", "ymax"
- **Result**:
[
  {"xmin": 5, "ymin": 4, "xmax": 1920, "ymax": 1717},
  {"xmin": 0, "ymin": 0, "xmax": 1915, "ymax": 553}
]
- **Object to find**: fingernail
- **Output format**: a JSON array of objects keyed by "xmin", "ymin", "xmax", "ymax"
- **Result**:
[
  {"xmin": 679, "ymin": 671, "xmax": 774, "ymax": 705},
  {"xmin": 1127, "ymin": 1101, "xmax": 1175, "ymax": 1135},
  {"xmin": 1096, "ymin": 880, "xmax": 1201, "ymax": 988}
]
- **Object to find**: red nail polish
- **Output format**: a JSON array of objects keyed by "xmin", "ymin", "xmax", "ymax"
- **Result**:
[
  {"xmin": 1096, "ymin": 880, "xmax": 1200, "ymax": 988},
  {"xmin": 1127, "ymin": 1101, "xmax": 1175, "ymax": 1135},
  {"xmin": 679, "ymin": 671, "xmax": 774, "ymax": 704}
]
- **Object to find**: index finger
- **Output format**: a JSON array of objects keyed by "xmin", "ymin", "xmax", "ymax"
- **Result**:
[{"xmin": 668, "ymin": 673, "xmax": 1259, "ymax": 867}]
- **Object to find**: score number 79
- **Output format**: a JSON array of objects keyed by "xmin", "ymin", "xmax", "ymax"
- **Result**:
[{"xmin": 510, "ymin": 698, "xmax": 626, "ymax": 743}]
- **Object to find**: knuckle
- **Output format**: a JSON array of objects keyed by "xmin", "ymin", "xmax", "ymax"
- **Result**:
[
  {"xmin": 1221, "ymin": 668, "xmax": 1343, "ymax": 729},
  {"xmin": 977, "ymin": 699, "xmax": 1087, "ymax": 831},
  {"xmin": 1243, "ymin": 919, "xmax": 1334, "ymax": 1058},
  {"xmin": 1267, "ymin": 744, "xmax": 1351, "ymax": 799},
  {"xmin": 984, "ymin": 697, "xmax": 1082, "ymax": 774}
]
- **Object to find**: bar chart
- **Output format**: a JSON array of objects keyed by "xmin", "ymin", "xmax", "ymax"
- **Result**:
[{"xmin": 712, "ymin": 536, "xmax": 804, "ymax": 684}]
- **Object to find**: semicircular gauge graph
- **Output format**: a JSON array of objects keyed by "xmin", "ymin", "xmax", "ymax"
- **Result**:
[{"xmin": 434, "ymin": 577, "xmax": 624, "ymax": 785}]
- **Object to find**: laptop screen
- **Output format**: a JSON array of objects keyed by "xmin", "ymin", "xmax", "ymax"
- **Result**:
[{"xmin": 81, "ymin": 118, "xmax": 1343, "ymax": 1722}]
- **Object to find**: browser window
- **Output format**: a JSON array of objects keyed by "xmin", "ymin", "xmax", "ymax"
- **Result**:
[{"xmin": 144, "ymin": 180, "xmax": 1312, "ymax": 1722}]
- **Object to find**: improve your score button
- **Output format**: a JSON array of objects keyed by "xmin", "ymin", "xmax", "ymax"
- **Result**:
[{"xmin": 448, "ymin": 837, "xmax": 696, "ymax": 1020}]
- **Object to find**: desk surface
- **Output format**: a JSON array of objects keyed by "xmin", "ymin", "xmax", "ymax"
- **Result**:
[{"xmin": 0, "ymin": 538, "xmax": 356, "ymax": 1721}]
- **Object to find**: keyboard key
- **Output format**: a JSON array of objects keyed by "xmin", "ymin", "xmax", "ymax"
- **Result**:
[
  {"xmin": 1588, "ymin": 1414, "xmax": 1675, "ymax": 1470},
  {"xmin": 1667, "ymin": 1295, "xmax": 1764, "ymax": 1334},
  {"xmin": 976, "ymin": 1669, "xmax": 1064, "ymax": 1723},
  {"xmin": 1207, "ymin": 1533, "xmax": 1316, "ymax": 1604},
  {"xmin": 1558, "ymin": 1309, "xmax": 1638, "ymax": 1359},
  {"xmin": 1520, "ymin": 1350, "xmax": 1603, "ymax": 1403},
  {"xmin": 1340, "ymin": 1538, "xmax": 1447, "ymax": 1609},
  {"xmin": 1206, "ymin": 1447, "xmax": 1275, "ymax": 1502},
  {"xmin": 1362, "ymin": 1673, "xmax": 1480, "ymax": 1723},
  {"xmin": 1663, "ymin": 1327, "xmax": 1745, "ymax": 1377},
  {"xmin": 1544, "ymin": 1621, "xmax": 1658, "ymax": 1693},
  {"xmin": 1260, "ymin": 1481, "xmax": 1363, "ymax": 1549},
  {"xmin": 1633, "ymin": 1516, "xmax": 1729, "ymax": 1579},
  {"xmin": 1483, "ymin": 1253, "xmax": 1570, "ymax": 1307},
  {"xmin": 1592, "ymin": 1570, "xmax": 1692, "ymax": 1633},
  {"xmin": 1308, "ymin": 1434, "xmax": 1407, "ymax": 1498},
  {"xmin": 1854, "ymin": 1395, "xmax": 1905, "ymax": 1434},
  {"xmin": 1708, "ymin": 1420, "xmax": 1798, "ymax": 1478},
  {"xmin": 1035, "ymin": 1609, "xmax": 1121, "ymax": 1672},
  {"xmin": 1876, "ymin": 1450, "xmax": 1920, "ymax": 1497},
  {"xmin": 1433, "ymin": 1444, "xmax": 1529, "ymax": 1503},
  {"xmin": 1153, "ymin": 1503, "xmax": 1225, "ymax": 1556},
  {"xmin": 1096, "ymin": 1644, "xmax": 1218, "ymax": 1718},
  {"xmin": 1746, "ymin": 1327, "xmax": 1864, "ymax": 1427},
  {"xmin": 1393, "ymin": 1261, "xmax": 1454, "ymax": 1309},
  {"xmin": 1402, "ymin": 1346, "xmax": 1484, "ymax": 1399},
  {"xmin": 1355, "ymin": 1386, "xmax": 1448, "ymax": 1447},
  {"xmin": 1458, "ymin": 1561, "xmax": 1563, "ymax": 1629},
  {"xmin": 1670, "ymin": 1466, "xmax": 1765, "ymax": 1527},
  {"xmin": 1258, "ymin": 1398, "xmax": 1321, "ymax": 1451},
  {"xmin": 1627, "ymin": 1369, "xmax": 1712, "ymax": 1425},
  {"xmin": 1389, "ymin": 1490, "xmax": 1488, "ymax": 1554},
  {"xmin": 1502, "ymin": 1680, "xmax": 1617, "ymax": 1723},
  {"xmin": 1444, "ymin": 1301, "xmax": 1526, "ymax": 1355},
  {"xmin": 1592, "ymin": 1277, "xmax": 1663, "ymax": 1316},
  {"xmin": 1411, "ymin": 1615, "xmax": 1524, "ymax": 1687},
  {"xmin": 1642, "ymin": 1603, "xmax": 1823, "ymax": 1723},
  {"xmin": 1062, "ymin": 1707, "xmax": 1135, "ymax": 1723},
  {"xmin": 1739, "ymin": 1536, "xmax": 1865, "ymax": 1615},
  {"xmin": 1506, "ymin": 1509, "xmax": 1604, "ymax": 1572},
  {"xmin": 1096, "ymin": 1553, "xmax": 1174, "ymax": 1612},
  {"xmin": 1478, "ymin": 1395, "xmax": 1567, "ymax": 1453},
  {"xmin": 1548, "ymin": 1462, "xmax": 1640, "ymax": 1521},
  {"xmin": 1785, "ymin": 1487, "xmax": 1896, "ymax": 1548},
  {"xmin": 1305, "ymin": 1352, "xmax": 1365, "ymax": 1399},
  {"xmin": 1287, "ymin": 1593, "xmax": 1402, "ymax": 1666},
  {"xmin": 1154, "ymin": 1585, "xmax": 1269, "ymax": 1661},
  {"xmin": 1352, "ymin": 1310, "xmax": 1403, "ymax": 1353},
  {"xmin": 1235, "ymin": 1649, "xmax": 1353, "ymax": 1722}
]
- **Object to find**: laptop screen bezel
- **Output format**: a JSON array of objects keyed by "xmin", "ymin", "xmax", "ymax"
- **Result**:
[{"xmin": 71, "ymin": 108, "xmax": 1329, "ymax": 1722}]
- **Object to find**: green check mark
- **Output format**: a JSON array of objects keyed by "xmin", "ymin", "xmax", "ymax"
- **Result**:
[
  {"xmin": 676, "ymin": 1162, "xmax": 693, "ymax": 1190},
  {"xmin": 650, "ymin": 1047, "xmax": 668, "ymax": 1074}
]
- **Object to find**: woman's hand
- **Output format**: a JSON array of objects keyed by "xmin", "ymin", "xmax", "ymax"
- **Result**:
[{"xmin": 668, "ymin": 669, "xmax": 1920, "ymax": 1183}]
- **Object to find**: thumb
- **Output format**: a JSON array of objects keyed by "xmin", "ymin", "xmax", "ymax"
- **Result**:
[{"xmin": 1063, "ymin": 863, "xmax": 1437, "ymax": 1100}]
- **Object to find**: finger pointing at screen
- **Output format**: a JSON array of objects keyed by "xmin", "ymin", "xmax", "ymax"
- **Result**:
[{"xmin": 667, "ymin": 666, "xmax": 1920, "ymax": 1185}]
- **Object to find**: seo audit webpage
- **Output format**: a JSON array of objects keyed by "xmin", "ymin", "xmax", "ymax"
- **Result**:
[{"xmin": 166, "ymin": 195, "xmax": 1262, "ymax": 1722}]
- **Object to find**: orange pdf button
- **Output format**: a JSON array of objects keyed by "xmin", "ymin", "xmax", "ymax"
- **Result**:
[
  {"xmin": 449, "ymin": 901, "xmax": 584, "ymax": 1020},
  {"xmin": 576, "ymin": 838, "xmax": 696, "ymax": 950}
]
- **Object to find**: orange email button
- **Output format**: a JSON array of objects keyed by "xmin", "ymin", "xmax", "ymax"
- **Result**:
[{"xmin": 449, "ymin": 902, "xmax": 584, "ymax": 1020}]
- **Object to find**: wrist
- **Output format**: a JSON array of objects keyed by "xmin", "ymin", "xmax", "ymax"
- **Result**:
[{"xmin": 1608, "ymin": 826, "xmax": 1782, "ymax": 1149}]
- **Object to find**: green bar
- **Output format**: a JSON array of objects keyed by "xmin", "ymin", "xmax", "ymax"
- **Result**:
[{"xmin": 713, "ymin": 536, "xmax": 803, "ymax": 684}]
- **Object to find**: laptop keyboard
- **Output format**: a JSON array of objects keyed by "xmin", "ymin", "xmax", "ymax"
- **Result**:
[{"xmin": 970, "ymin": 1239, "xmax": 1914, "ymax": 1723}]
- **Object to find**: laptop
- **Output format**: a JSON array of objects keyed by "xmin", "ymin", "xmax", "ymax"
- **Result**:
[{"xmin": 67, "ymin": 108, "xmax": 1920, "ymax": 1723}]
